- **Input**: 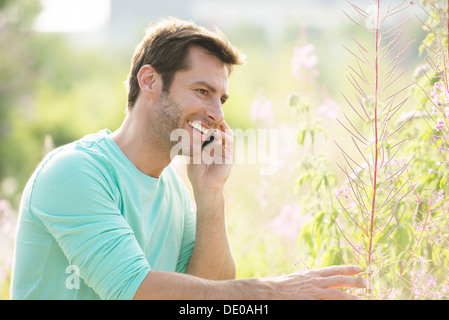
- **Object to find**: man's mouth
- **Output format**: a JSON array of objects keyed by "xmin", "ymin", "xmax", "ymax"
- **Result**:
[{"xmin": 188, "ymin": 120, "xmax": 212, "ymax": 137}]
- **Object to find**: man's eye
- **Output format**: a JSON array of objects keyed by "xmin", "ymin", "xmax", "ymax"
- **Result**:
[{"xmin": 197, "ymin": 89, "xmax": 208, "ymax": 96}]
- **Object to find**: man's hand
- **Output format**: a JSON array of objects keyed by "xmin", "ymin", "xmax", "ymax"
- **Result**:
[
  {"xmin": 186, "ymin": 121, "xmax": 234, "ymax": 192},
  {"xmin": 269, "ymin": 265, "xmax": 367, "ymax": 300},
  {"xmin": 134, "ymin": 265, "xmax": 367, "ymax": 300},
  {"xmin": 184, "ymin": 120, "xmax": 236, "ymax": 280}
]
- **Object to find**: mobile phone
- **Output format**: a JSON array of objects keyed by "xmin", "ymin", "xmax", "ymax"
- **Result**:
[{"xmin": 202, "ymin": 129, "xmax": 217, "ymax": 149}]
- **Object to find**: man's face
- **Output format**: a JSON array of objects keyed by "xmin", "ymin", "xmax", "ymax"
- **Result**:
[{"xmin": 151, "ymin": 46, "xmax": 230, "ymax": 156}]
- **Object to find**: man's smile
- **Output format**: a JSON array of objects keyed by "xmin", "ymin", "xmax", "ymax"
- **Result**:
[{"xmin": 187, "ymin": 120, "xmax": 213, "ymax": 137}]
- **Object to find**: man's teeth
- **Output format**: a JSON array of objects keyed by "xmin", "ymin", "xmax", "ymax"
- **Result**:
[{"xmin": 188, "ymin": 121, "xmax": 209, "ymax": 135}]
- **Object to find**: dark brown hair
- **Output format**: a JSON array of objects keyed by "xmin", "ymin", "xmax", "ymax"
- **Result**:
[{"xmin": 125, "ymin": 17, "xmax": 246, "ymax": 109}]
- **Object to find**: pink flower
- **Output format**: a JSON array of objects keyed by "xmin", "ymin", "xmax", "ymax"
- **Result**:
[
  {"xmin": 0, "ymin": 200, "xmax": 7, "ymax": 213},
  {"xmin": 336, "ymin": 186, "xmax": 351, "ymax": 198},
  {"xmin": 413, "ymin": 220, "xmax": 431, "ymax": 232},
  {"xmin": 444, "ymin": 92, "xmax": 449, "ymax": 104},
  {"xmin": 268, "ymin": 204, "xmax": 309, "ymax": 239},
  {"xmin": 1, "ymin": 215, "xmax": 13, "ymax": 235},
  {"xmin": 430, "ymin": 82, "xmax": 449, "ymax": 107},
  {"xmin": 436, "ymin": 118, "xmax": 444, "ymax": 131},
  {"xmin": 0, "ymin": 199, "xmax": 16, "ymax": 243},
  {"xmin": 291, "ymin": 44, "xmax": 318, "ymax": 79},
  {"xmin": 250, "ymin": 98, "xmax": 275, "ymax": 126},
  {"xmin": 410, "ymin": 264, "xmax": 442, "ymax": 299},
  {"xmin": 432, "ymin": 105, "xmax": 437, "ymax": 115},
  {"xmin": 386, "ymin": 288, "xmax": 400, "ymax": 300},
  {"xmin": 317, "ymin": 98, "xmax": 341, "ymax": 120},
  {"xmin": 436, "ymin": 189, "xmax": 444, "ymax": 203}
]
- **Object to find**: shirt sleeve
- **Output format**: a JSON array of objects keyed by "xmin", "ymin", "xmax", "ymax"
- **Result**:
[
  {"xmin": 176, "ymin": 204, "xmax": 196, "ymax": 273},
  {"xmin": 167, "ymin": 164, "xmax": 196, "ymax": 274},
  {"xmin": 28, "ymin": 148, "xmax": 151, "ymax": 300}
]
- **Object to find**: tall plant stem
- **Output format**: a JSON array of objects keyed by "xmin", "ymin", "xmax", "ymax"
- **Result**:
[
  {"xmin": 368, "ymin": 0, "xmax": 381, "ymax": 267},
  {"xmin": 436, "ymin": 1, "xmax": 449, "ymax": 93},
  {"xmin": 444, "ymin": 0, "xmax": 449, "ymax": 92}
]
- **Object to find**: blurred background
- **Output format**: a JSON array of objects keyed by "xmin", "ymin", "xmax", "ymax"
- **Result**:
[{"xmin": 0, "ymin": 0, "xmax": 424, "ymax": 298}]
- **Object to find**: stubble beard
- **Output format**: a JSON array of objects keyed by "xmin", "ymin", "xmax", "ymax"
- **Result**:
[{"xmin": 151, "ymin": 90, "xmax": 186, "ymax": 154}]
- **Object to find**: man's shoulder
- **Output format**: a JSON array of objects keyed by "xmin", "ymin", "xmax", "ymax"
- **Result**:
[
  {"xmin": 34, "ymin": 132, "xmax": 114, "ymax": 184},
  {"xmin": 42, "ymin": 145, "xmax": 103, "ymax": 172},
  {"xmin": 26, "ymin": 137, "xmax": 119, "ymax": 210}
]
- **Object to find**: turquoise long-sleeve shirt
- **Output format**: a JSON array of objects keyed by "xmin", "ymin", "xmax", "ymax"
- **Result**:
[{"xmin": 10, "ymin": 129, "xmax": 196, "ymax": 299}]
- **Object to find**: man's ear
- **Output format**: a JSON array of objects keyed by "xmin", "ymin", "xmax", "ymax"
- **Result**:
[{"xmin": 137, "ymin": 64, "xmax": 160, "ymax": 97}]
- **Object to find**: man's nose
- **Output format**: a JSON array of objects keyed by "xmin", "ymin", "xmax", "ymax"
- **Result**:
[{"xmin": 206, "ymin": 101, "xmax": 224, "ymax": 126}]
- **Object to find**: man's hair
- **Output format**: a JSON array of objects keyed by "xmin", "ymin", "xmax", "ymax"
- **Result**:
[{"xmin": 125, "ymin": 17, "xmax": 246, "ymax": 109}]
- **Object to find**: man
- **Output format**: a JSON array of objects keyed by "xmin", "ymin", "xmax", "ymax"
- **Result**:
[{"xmin": 10, "ymin": 18, "xmax": 366, "ymax": 299}]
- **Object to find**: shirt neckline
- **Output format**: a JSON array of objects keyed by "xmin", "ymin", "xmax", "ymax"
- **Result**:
[{"xmin": 99, "ymin": 129, "xmax": 162, "ymax": 186}]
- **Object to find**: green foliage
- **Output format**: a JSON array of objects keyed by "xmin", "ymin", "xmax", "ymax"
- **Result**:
[
  {"xmin": 0, "ymin": 0, "xmax": 41, "ymax": 188},
  {"xmin": 0, "ymin": 4, "xmax": 129, "ymax": 202},
  {"xmin": 292, "ymin": 0, "xmax": 449, "ymax": 299}
]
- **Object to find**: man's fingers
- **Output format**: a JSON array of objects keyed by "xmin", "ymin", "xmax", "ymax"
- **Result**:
[
  {"xmin": 321, "ymin": 274, "xmax": 368, "ymax": 289},
  {"xmin": 219, "ymin": 120, "xmax": 232, "ymax": 133},
  {"xmin": 310, "ymin": 265, "xmax": 362, "ymax": 277}
]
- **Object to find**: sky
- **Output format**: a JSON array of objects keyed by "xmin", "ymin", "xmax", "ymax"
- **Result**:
[
  {"xmin": 33, "ymin": 0, "xmax": 111, "ymax": 33},
  {"xmin": 31, "ymin": 0, "xmax": 360, "ymax": 34},
  {"xmin": 32, "ymin": 0, "xmax": 421, "ymax": 36}
]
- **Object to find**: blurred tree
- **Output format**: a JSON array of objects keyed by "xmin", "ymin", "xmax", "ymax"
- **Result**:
[
  {"xmin": 0, "ymin": 0, "xmax": 42, "ymax": 202},
  {"xmin": 0, "ymin": 0, "xmax": 129, "ymax": 206}
]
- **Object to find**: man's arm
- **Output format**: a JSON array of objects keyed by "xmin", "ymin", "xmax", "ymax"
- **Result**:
[
  {"xmin": 133, "ymin": 265, "xmax": 367, "ymax": 300},
  {"xmin": 185, "ymin": 122, "xmax": 236, "ymax": 280},
  {"xmin": 186, "ymin": 187, "xmax": 235, "ymax": 280},
  {"xmin": 25, "ymin": 149, "xmax": 152, "ymax": 300}
]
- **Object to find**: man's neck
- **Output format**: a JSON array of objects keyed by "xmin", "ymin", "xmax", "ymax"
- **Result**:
[{"xmin": 110, "ymin": 112, "xmax": 171, "ymax": 179}]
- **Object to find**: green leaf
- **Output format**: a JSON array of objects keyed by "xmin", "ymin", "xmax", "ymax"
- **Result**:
[
  {"xmin": 297, "ymin": 128, "xmax": 307, "ymax": 146},
  {"xmin": 298, "ymin": 220, "xmax": 315, "ymax": 258},
  {"xmin": 312, "ymin": 211, "xmax": 326, "ymax": 247},
  {"xmin": 321, "ymin": 247, "xmax": 344, "ymax": 267},
  {"xmin": 439, "ymin": 176, "xmax": 446, "ymax": 189}
]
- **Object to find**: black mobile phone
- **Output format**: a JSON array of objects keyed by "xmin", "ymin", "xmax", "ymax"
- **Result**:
[{"xmin": 202, "ymin": 130, "xmax": 216, "ymax": 149}]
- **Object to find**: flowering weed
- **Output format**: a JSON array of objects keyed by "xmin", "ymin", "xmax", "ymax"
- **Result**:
[{"xmin": 330, "ymin": 0, "xmax": 449, "ymax": 299}]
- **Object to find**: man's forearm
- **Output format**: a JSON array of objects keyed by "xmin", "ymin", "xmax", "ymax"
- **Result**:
[
  {"xmin": 133, "ymin": 270, "xmax": 274, "ymax": 300},
  {"xmin": 133, "ymin": 266, "xmax": 367, "ymax": 300},
  {"xmin": 186, "ymin": 187, "xmax": 235, "ymax": 280}
]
